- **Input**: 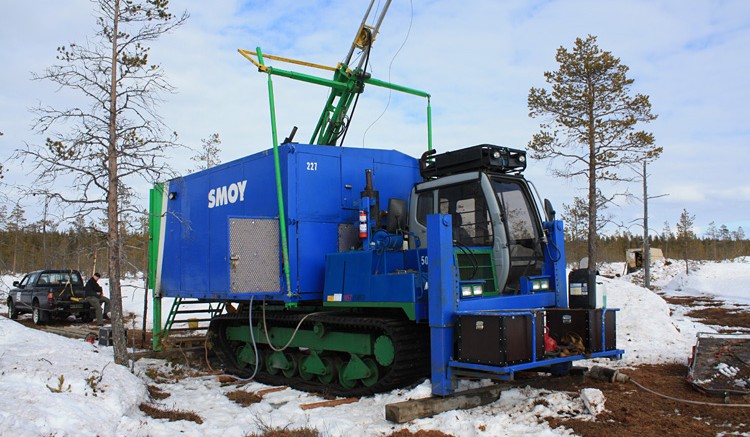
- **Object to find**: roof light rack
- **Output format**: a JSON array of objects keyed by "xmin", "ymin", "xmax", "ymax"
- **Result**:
[{"xmin": 419, "ymin": 144, "xmax": 527, "ymax": 179}]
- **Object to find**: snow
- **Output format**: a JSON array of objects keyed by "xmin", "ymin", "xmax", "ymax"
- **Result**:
[
  {"xmin": 657, "ymin": 257, "xmax": 750, "ymax": 305},
  {"xmin": 0, "ymin": 258, "xmax": 748, "ymax": 436},
  {"xmin": 0, "ymin": 319, "xmax": 147, "ymax": 436}
]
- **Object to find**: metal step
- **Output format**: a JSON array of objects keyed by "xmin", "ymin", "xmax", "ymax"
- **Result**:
[{"xmin": 158, "ymin": 298, "xmax": 226, "ymax": 351}]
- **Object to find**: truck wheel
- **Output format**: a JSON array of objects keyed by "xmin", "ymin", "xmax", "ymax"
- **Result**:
[
  {"xmin": 7, "ymin": 299, "xmax": 18, "ymax": 320},
  {"xmin": 32, "ymin": 301, "xmax": 47, "ymax": 326}
]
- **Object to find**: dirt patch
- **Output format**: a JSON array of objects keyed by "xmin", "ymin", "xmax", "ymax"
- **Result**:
[
  {"xmin": 138, "ymin": 402, "xmax": 203, "ymax": 424},
  {"xmin": 538, "ymin": 364, "xmax": 750, "ymax": 436},
  {"xmin": 686, "ymin": 307, "xmax": 750, "ymax": 330},
  {"xmin": 659, "ymin": 294, "xmax": 723, "ymax": 307},
  {"xmin": 386, "ymin": 430, "xmax": 455, "ymax": 437},
  {"xmin": 659, "ymin": 293, "xmax": 750, "ymax": 332},
  {"xmin": 245, "ymin": 426, "xmax": 320, "ymax": 437},
  {"xmin": 226, "ymin": 389, "xmax": 262, "ymax": 407},
  {"xmin": 147, "ymin": 385, "xmax": 170, "ymax": 400}
]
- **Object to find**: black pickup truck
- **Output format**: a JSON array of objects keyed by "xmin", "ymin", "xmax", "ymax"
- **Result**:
[{"xmin": 6, "ymin": 269, "xmax": 96, "ymax": 325}]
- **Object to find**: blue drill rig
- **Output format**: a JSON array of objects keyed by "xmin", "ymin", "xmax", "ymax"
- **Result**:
[{"xmin": 148, "ymin": 1, "xmax": 622, "ymax": 397}]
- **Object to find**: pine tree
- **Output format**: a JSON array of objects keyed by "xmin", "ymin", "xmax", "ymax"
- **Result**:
[
  {"xmin": 676, "ymin": 209, "xmax": 695, "ymax": 274},
  {"xmin": 191, "ymin": 133, "xmax": 222, "ymax": 171},
  {"xmin": 528, "ymin": 35, "xmax": 660, "ymax": 272}
]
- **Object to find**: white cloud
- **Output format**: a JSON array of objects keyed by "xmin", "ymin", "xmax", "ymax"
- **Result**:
[{"xmin": 1, "ymin": 0, "xmax": 749, "ymax": 232}]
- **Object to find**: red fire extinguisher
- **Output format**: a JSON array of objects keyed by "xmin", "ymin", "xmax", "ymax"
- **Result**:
[
  {"xmin": 544, "ymin": 326, "xmax": 558, "ymax": 352},
  {"xmin": 359, "ymin": 210, "xmax": 368, "ymax": 239}
]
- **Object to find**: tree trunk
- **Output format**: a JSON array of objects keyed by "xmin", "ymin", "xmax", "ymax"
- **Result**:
[
  {"xmin": 108, "ymin": 0, "xmax": 129, "ymax": 366},
  {"xmin": 12, "ymin": 231, "xmax": 18, "ymax": 272},
  {"xmin": 642, "ymin": 161, "xmax": 651, "ymax": 290},
  {"xmin": 587, "ymin": 94, "xmax": 597, "ymax": 272}
]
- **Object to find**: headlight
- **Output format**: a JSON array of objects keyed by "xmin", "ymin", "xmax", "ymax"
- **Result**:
[
  {"xmin": 461, "ymin": 285, "xmax": 472, "ymax": 297},
  {"xmin": 530, "ymin": 278, "xmax": 550, "ymax": 291},
  {"xmin": 472, "ymin": 284, "xmax": 484, "ymax": 296}
]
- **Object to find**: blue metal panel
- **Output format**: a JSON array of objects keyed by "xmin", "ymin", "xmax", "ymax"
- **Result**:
[
  {"xmin": 427, "ymin": 214, "xmax": 458, "ymax": 396},
  {"xmin": 159, "ymin": 143, "xmax": 421, "ymax": 302},
  {"xmin": 294, "ymin": 150, "xmax": 342, "ymax": 221},
  {"xmin": 448, "ymin": 348, "xmax": 624, "ymax": 377},
  {"xmin": 457, "ymin": 292, "xmax": 556, "ymax": 312},
  {"xmin": 543, "ymin": 220, "xmax": 568, "ymax": 308},
  {"xmin": 295, "ymin": 221, "xmax": 339, "ymax": 298}
]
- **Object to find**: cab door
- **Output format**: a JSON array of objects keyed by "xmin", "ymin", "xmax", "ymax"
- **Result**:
[{"xmin": 15, "ymin": 274, "xmax": 33, "ymax": 310}]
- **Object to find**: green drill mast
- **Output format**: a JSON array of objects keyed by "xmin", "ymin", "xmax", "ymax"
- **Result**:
[{"xmin": 238, "ymin": 0, "xmax": 432, "ymax": 149}]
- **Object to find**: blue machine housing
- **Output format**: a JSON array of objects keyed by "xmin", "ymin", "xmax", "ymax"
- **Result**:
[{"xmin": 159, "ymin": 143, "xmax": 421, "ymax": 302}]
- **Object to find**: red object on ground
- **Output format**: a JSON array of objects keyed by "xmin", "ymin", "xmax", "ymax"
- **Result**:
[{"xmin": 544, "ymin": 326, "xmax": 558, "ymax": 352}]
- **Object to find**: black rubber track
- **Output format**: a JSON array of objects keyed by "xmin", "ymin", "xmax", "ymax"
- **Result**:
[{"xmin": 208, "ymin": 311, "xmax": 430, "ymax": 397}]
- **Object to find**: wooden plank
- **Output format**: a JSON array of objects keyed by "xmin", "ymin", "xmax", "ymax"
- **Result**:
[
  {"xmin": 300, "ymin": 397, "xmax": 358, "ymax": 410},
  {"xmin": 385, "ymin": 384, "xmax": 510, "ymax": 424},
  {"xmin": 39, "ymin": 325, "xmax": 98, "ymax": 340},
  {"xmin": 257, "ymin": 386, "xmax": 288, "ymax": 396}
]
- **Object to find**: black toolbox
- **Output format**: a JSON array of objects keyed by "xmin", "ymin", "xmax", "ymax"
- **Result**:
[
  {"xmin": 546, "ymin": 308, "xmax": 616, "ymax": 353},
  {"xmin": 456, "ymin": 312, "xmax": 544, "ymax": 366}
]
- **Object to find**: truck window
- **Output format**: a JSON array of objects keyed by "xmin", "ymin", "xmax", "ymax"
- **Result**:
[
  {"xmin": 28, "ymin": 272, "xmax": 41, "ymax": 287},
  {"xmin": 38, "ymin": 273, "xmax": 51, "ymax": 286}
]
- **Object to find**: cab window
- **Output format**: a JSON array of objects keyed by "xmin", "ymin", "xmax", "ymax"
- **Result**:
[
  {"xmin": 415, "ymin": 191, "xmax": 434, "ymax": 226},
  {"xmin": 437, "ymin": 181, "xmax": 493, "ymax": 246}
]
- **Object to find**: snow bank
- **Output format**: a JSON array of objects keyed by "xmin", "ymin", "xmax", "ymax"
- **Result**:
[
  {"xmin": 598, "ymin": 276, "xmax": 694, "ymax": 365},
  {"xmin": 0, "ymin": 318, "xmax": 148, "ymax": 436},
  {"xmin": 659, "ymin": 258, "xmax": 750, "ymax": 305}
]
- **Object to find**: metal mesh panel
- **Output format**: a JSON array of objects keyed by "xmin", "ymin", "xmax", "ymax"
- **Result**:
[{"xmin": 229, "ymin": 218, "xmax": 280, "ymax": 293}]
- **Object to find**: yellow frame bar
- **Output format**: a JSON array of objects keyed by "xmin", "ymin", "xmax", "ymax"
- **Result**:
[{"xmin": 238, "ymin": 49, "xmax": 337, "ymax": 73}]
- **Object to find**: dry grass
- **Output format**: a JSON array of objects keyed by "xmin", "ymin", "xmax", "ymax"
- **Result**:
[
  {"xmin": 139, "ymin": 403, "xmax": 203, "ymax": 424},
  {"xmin": 385, "ymin": 430, "xmax": 455, "ymax": 437},
  {"xmin": 226, "ymin": 389, "xmax": 262, "ymax": 407},
  {"xmin": 244, "ymin": 426, "xmax": 320, "ymax": 437},
  {"xmin": 147, "ymin": 385, "xmax": 171, "ymax": 400}
]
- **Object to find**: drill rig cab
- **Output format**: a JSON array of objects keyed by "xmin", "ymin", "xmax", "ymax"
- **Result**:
[{"xmin": 410, "ymin": 145, "xmax": 550, "ymax": 298}]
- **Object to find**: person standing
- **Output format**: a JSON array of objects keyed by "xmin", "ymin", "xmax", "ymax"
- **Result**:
[{"xmin": 84, "ymin": 273, "xmax": 110, "ymax": 326}]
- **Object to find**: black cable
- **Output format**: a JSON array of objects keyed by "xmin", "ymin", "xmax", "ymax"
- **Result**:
[
  {"xmin": 455, "ymin": 241, "xmax": 479, "ymax": 279},
  {"xmin": 362, "ymin": 0, "xmax": 413, "ymax": 147}
]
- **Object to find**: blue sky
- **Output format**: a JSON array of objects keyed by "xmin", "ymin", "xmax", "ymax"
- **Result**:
[{"xmin": 1, "ymin": 0, "xmax": 749, "ymax": 237}]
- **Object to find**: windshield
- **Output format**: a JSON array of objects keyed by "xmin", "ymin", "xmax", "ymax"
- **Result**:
[
  {"xmin": 491, "ymin": 178, "xmax": 544, "ymax": 293},
  {"xmin": 492, "ymin": 179, "xmax": 539, "ymax": 250}
]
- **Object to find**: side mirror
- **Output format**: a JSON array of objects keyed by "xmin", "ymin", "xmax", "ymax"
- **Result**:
[
  {"xmin": 12, "ymin": 281, "xmax": 19, "ymax": 287},
  {"xmin": 544, "ymin": 198, "xmax": 556, "ymax": 222}
]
